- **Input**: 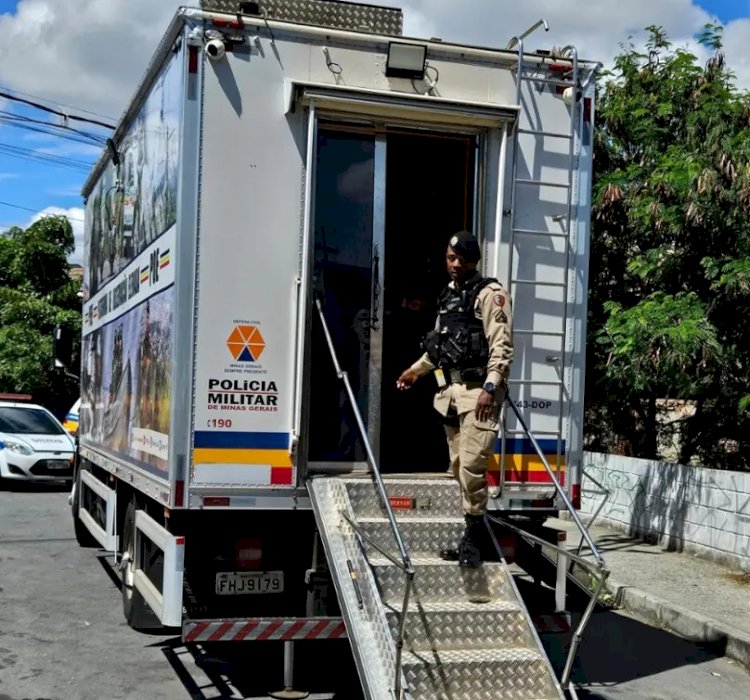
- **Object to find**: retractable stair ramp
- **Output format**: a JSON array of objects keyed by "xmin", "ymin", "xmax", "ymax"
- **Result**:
[{"xmin": 308, "ymin": 298, "xmax": 563, "ymax": 700}]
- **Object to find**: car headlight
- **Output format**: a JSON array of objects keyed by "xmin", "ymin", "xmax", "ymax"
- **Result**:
[{"xmin": 2, "ymin": 439, "xmax": 34, "ymax": 456}]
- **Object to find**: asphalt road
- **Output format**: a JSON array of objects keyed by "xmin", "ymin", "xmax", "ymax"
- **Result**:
[{"xmin": 2, "ymin": 484, "xmax": 750, "ymax": 700}]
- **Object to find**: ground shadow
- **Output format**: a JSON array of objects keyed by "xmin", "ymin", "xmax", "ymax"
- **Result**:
[
  {"xmin": 0, "ymin": 479, "xmax": 70, "ymax": 493},
  {"xmin": 514, "ymin": 575, "xmax": 727, "ymax": 692},
  {"xmin": 155, "ymin": 636, "xmax": 363, "ymax": 700}
]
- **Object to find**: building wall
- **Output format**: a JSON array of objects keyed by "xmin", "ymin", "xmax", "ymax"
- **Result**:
[{"xmin": 581, "ymin": 452, "xmax": 750, "ymax": 571}]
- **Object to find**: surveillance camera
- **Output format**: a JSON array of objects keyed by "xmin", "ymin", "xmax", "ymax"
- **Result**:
[{"xmin": 205, "ymin": 38, "xmax": 226, "ymax": 62}]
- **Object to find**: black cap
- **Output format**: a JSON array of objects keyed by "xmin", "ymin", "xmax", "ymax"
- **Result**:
[{"xmin": 448, "ymin": 230, "xmax": 481, "ymax": 263}]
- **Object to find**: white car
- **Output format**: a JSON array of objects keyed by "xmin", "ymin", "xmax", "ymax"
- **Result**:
[{"xmin": 0, "ymin": 400, "xmax": 76, "ymax": 482}]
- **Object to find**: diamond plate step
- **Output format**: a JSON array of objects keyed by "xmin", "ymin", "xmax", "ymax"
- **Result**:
[
  {"xmin": 358, "ymin": 516, "xmax": 465, "ymax": 557},
  {"xmin": 401, "ymin": 648, "xmax": 560, "ymax": 700},
  {"xmin": 371, "ymin": 557, "xmax": 516, "ymax": 605},
  {"xmin": 344, "ymin": 477, "xmax": 463, "ymax": 519},
  {"xmin": 385, "ymin": 600, "xmax": 535, "ymax": 652}
]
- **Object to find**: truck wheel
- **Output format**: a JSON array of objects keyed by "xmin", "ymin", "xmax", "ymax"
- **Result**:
[
  {"xmin": 121, "ymin": 500, "xmax": 161, "ymax": 630},
  {"xmin": 72, "ymin": 467, "xmax": 98, "ymax": 548}
]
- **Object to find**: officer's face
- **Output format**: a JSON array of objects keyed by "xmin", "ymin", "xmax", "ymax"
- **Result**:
[{"xmin": 446, "ymin": 246, "xmax": 476, "ymax": 283}]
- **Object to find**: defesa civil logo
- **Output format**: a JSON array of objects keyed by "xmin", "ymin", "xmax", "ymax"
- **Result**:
[{"xmin": 226, "ymin": 324, "xmax": 266, "ymax": 363}]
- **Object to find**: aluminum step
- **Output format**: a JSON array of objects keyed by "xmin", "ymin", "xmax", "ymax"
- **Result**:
[
  {"xmin": 358, "ymin": 516, "xmax": 465, "ymax": 557},
  {"xmin": 401, "ymin": 648, "xmax": 560, "ymax": 700},
  {"xmin": 344, "ymin": 477, "xmax": 462, "ymax": 519},
  {"xmin": 309, "ymin": 475, "xmax": 564, "ymax": 700},
  {"xmin": 385, "ymin": 599, "xmax": 535, "ymax": 652},
  {"xmin": 371, "ymin": 557, "xmax": 515, "ymax": 606}
]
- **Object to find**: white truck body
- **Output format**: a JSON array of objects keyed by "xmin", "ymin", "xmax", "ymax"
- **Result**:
[
  {"xmin": 79, "ymin": 3, "xmax": 594, "ymax": 512},
  {"xmin": 74, "ymin": 2, "xmax": 599, "ymax": 696}
]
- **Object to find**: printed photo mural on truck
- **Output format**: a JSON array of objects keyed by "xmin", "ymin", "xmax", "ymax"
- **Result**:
[
  {"xmin": 80, "ymin": 50, "xmax": 182, "ymax": 475},
  {"xmin": 79, "ymin": 287, "xmax": 174, "ymax": 472},
  {"xmin": 83, "ymin": 50, "xmax": 180, "ymax": 300}
]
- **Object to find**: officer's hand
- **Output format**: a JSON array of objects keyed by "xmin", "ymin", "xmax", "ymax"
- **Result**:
[
  {"xmin": 396, "ymin": 369, "xmax": 418, "ymax": 390},
  {"xmin": 475, "ymin": 390, "xmax": 495, "ymax": 422}
]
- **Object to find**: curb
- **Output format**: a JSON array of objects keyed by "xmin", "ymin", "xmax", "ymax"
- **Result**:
[{"xmin": 605, "ymin": 577, "xmax": 750, "ymax": 669}]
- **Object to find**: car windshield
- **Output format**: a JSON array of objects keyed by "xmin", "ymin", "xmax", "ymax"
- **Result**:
[{"xmin": 0, "ymin": 407, "xmax": 65, "ymax": 435}]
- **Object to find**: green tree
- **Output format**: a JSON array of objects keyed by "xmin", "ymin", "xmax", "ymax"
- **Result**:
[
  {"xmin": 0, "ymin": 216, "xmax": 81, "ymax": 418},
  {"xmin": 587, "ymin": 24, "xmax": 750, "ymax": 469}
]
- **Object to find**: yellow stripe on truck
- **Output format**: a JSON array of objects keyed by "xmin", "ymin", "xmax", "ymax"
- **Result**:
[
  {"xmin": 193, "ymin": 448, "xmax": 292, "ymax": 467},
  {"xmin": 489, "ymin": 454, "xmax": 566, "ymax": 471}
]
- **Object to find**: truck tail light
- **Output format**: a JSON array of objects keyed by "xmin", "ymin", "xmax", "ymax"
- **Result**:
[
  {"xmin": 236, "ymin": 538, "xmax": 262, "ymax": 570},
  {"xmin": 188, "ymin": 46, "xmax": 199, "ymax": 75},
  {"xmin": 571, "ymin": 484, "xmax": 581, "ymax": 510}
]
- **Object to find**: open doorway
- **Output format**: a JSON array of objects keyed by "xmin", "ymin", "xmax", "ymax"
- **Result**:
[
  {"xmin": 380, "ymin": 131, "xmax": 476, "ymax": 471},
  {"xmin": 307, "ymin": 126, "xmax": 476, "ymax": 473}
]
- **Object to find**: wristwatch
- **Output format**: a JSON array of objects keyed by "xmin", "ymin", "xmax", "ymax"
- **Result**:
[{"xmin": 482, "ymin": 381, "xmax": 496, "ymax": 394}]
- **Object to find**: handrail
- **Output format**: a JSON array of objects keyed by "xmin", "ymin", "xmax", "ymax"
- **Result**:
[
  {"xmin": 506, "ymin": 398, "xmax": 605, "ymax": 569},
  {"xmin": 342, "ymin": 512, "xmax": 409, "ymax": 569},
  {"xmin": 486, "ymin": 512, "xmax": 610, "ymax": 690},
  {"xmin": 505, "ymin": 391, "xmax": 611, "ymax": 691},
  {"xmin": 313, "ymin": 296, "xmax": 414, "ymax": 698},
  {"xmin": 574, "ymin": 468, "xmax": 611, "ymax": 561}
]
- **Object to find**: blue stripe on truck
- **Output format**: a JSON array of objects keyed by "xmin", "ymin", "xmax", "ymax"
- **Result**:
[
  {"xmin": 496, "ymin": 438, "xmax": 566, "ymax": 454},
  {"xmin": 194, "ymin": 431, "xmax": 289, "ymax": 450}
]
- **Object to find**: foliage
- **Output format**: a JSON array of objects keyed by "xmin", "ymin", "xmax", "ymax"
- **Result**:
[
  {"xmin": 0, "ymin": 216, "xmax": 81, "ymax": 418},
  {"xmin": 586, "ymin": 24, "xmax": 750, "ymax": 469}
]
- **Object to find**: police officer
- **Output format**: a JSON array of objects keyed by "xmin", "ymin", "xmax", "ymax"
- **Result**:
[{"xmin": 397, "ymin": 231, "xmax": 513, "ymax": 567}]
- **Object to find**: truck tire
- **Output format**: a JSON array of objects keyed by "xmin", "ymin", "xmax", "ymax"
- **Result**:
[
  {"xmin": 121, "ymin": 500, "xmax": 161, "ymax": 630},
  {"xmin": 72, "ymin": 467, "xmax": 98, "ymax": 548}
]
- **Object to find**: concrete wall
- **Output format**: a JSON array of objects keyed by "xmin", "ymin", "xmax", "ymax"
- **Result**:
[{"xmin": 581, "ymin": 452, "xmax": 750, "ymax": 571}]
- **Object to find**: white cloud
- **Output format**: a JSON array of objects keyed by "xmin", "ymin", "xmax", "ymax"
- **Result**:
[
  {"xmin": 392, "ymin": 0, "xmax": 750, "ymax": 89},
  {"xmin": 45, "ymin": 184, "xmax": 86, "ymax": 197},
  {"xmin": 1, "ymin": 0, "xmax": 748, "ymax": 124},
  {"xmin": 29, "ymin": 206, "xmax": 85, "ymax": 266},
  {"xmin": 0, "ymin": 0, "xmax": 180, "ymax": 119},
  {"xmin": 723, "ymin": 19, "xmax": 750, "ymax": 92}
]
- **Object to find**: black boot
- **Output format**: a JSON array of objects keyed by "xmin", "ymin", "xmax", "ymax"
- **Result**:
[
  {"xmin": 440, "ymin": 514, "xmax": 485, "ymax": 567},
  {"xmin": 459, "ymin": 514, "xmax": 485, "ymax": 568}
]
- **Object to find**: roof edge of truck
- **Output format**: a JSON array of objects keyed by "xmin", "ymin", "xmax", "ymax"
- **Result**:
[{"xmin": 82, "ymin": 5, "xmax": 599, "ymax": 198}]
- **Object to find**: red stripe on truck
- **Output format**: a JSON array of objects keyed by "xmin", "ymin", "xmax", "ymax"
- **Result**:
[
  {"xmin": 184, "ymin": 621, "xmax": 210, "ymax": 643},
  {"xmin": 208, "ymin": 622, "xmax": 234, "ymax": 642},
  {"xmin": 271, "ymin": 467, "xmax": 293, "ymax": 485}
]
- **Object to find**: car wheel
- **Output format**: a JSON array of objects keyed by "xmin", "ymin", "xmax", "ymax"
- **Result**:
[{"xmin": 121, "ymin": 500, "xmax": 162, "ymax": 630}]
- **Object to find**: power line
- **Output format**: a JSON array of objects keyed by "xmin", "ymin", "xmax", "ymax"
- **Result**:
[
  {"xmin": 0, "ymin": 142, "xmax": 93, "ymax": 173},
  {"xmin": 0, "ymin": 84, "xmax": 116, "ymax": 123},
  {"xmin": 0, "ymin": 90, "xmax": 116, "ymax": 130},
  {"xmin": 0, "ymin": 200, "xmax": 84, "ymax": 223},
  {"xmin": 0, "ymin": 111, "xmax": 107, "ymax": 146}
]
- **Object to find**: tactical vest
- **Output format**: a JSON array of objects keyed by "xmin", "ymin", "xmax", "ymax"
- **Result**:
[{"xmin": 422, "ymin": 276, "xmax": 497, "ymax": 378}]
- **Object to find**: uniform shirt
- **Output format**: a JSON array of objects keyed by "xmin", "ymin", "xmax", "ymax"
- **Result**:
[{"xmin": 409, "ymin": 272, "xmax": 513, "ymax": 389}]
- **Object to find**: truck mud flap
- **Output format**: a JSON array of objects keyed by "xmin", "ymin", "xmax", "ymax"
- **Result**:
[
  {"xmin": 79, "ymin": 470, "xmax": 117, "ymax": 551},
  {"xmin": 133, "ymin": 509, "xmax": 185, "ymax": 627}
]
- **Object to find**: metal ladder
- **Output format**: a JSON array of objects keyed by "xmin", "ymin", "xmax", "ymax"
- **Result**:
[{"xmin": 500, "ymin": 32, "xmax": 583, "ymax": 492}]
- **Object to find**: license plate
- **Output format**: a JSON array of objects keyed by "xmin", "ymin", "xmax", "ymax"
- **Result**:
[
  {"xmin": 215, "ymin": 571, "xmax": 284, "ymax": 595},
  {"xmin": 45, "ymin": 460, "xmax": 70, "ymax": 470}
]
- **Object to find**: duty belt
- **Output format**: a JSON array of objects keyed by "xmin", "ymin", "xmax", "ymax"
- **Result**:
[{"xmin": 436, "ymin": 367, "xmax": 484, "ymax": 385}]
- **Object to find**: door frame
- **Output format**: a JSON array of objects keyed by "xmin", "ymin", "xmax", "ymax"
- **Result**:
[{"xmin": 295, "ymin": 105, "xmax": 514, "ymax": 477}]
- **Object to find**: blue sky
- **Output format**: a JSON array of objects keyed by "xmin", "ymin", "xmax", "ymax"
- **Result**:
[
  {"xmin": 704, "ymin": 0, "xmax": 750, "ymax": 23},
  {"xmin": 1, "ymin": 0, "xmax": 749, "ymax": 263}
]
